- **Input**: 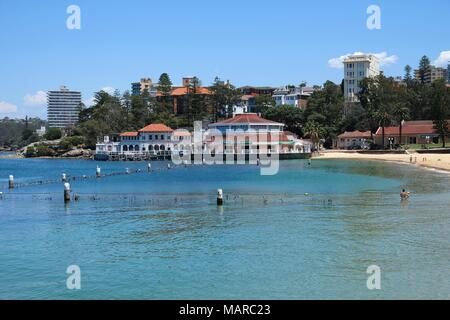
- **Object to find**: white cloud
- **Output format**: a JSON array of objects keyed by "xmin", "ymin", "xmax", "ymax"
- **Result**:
[
  {"xmin": 328, "ymin": 51, "xmax": 399, "ymax": 69},
  {"xmin": 101, "ymin": 87, "xmax": 115, "ymax": 95},
  {"xmin": 0, "ymin": 101, "xmax": 18, "ymax": 113},
  {"xmin": 23, "ymin": 90, "xmax": 47, "ymax": 106},
  {"xmin": 433, "ymin": 51, "xmax": 450, "ymax": 68}
]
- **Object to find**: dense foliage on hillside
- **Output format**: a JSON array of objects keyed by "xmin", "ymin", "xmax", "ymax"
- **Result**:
[{"xmin": 0, "ymin": 117, "xmax": 46, "ymax": 149}]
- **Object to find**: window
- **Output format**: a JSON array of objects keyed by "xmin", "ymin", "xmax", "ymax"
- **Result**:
[{"xmin": 149, "ymin": 135, "xmax": 153, "ymax": 140}]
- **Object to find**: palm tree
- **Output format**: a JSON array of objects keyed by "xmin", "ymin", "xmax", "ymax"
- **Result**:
[
  {"xmin": 304, "ymin": 121, "xmax": 325, "ymax": 152},
  {"xmin": 392, "ymin": 104, "xmax": 410, "ymax": 146},
  {"xmin": 375, "ymin": 110, "xmax": 392, "ymax": 149}
]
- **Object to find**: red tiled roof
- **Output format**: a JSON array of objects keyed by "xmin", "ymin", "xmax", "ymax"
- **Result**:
[
  {"xmin": 375, "ymin": 121, "xmax": 436, "ymax": 136},
  {"xmin": 157, "ymin": 86, "xmax": 211, "ymax": 96},
  {"xmin": 241, "ymin": 94, "xmax": 256, "ymax": 100},
  {"xmin": 173, "ymin": 131, "xmax": 192, "ymax": 137},
  {"xmin": 338, "ymin": 131, "xmax": 372, "ymax": 139},
  {"xmin": 120, "ymin": 132, "xmax": 138, "ymax": 137},
  {"xmin": 211, "ymin": 114, "xmax": 283, "ymax": 126},
  {"xmin": 139, "ymin": 124, "xmax": 174, "ymax": 133}
]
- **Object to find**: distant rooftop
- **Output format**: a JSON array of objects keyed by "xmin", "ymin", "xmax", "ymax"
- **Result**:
[{"xmin": 210, "ymin": 113, "xmax": 283, "ymax": 126}]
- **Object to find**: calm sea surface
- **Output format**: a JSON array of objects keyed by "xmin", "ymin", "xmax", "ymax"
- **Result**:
[{"xmin": 0, "ymin": 158, "xmax": 449, "ymax": 299}]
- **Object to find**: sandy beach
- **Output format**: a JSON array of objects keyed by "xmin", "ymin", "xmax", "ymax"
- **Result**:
[{"xmin": 316, "ymin": 151, "xmax": 450, "ymax": 174}]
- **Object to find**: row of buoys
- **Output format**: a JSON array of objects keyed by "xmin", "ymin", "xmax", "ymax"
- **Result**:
[
  {"xmin": 4, "ymin": 156, "xmax": 286, "ymax": 191},
  {"xmin": 4, "ymin": 163, "xmax": 162, "ymax": 190}
]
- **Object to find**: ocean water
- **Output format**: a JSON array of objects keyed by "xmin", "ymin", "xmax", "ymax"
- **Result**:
[{"xmin": 0, "ymin": 158, "xmax": 449, "ymax": 300}]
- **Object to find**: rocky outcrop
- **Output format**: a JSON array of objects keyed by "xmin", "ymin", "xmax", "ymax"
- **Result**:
[
  {"xmin": 61, "ymin": 148, "xmax": 93, "ymax": 158},
  {"xmin": 20, "ymin": 140, "xmax": 93, "ymax": 159}
]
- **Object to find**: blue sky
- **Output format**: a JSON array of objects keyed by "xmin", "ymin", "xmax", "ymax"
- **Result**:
[{"xmin": 0, "ymin": 0, "xmax": 449, "ymax": 119}]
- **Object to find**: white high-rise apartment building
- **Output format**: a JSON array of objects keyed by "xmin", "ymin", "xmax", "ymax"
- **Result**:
[
  {"xmin": 47, "ymin": 86, "xmax": 82, "ymax": 128},
  {"xmin": 343, "ymin": 54, "xmax": 380, "ymax": 102}
]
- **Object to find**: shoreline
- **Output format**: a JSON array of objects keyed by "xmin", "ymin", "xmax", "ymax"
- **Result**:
[
  {"xmin": 3, "ymin": 151, "xmax": 450, "ymax": 175},
  {"xmin": 315, "ymin": 151, "xmax": 450, "ymax": 174}
]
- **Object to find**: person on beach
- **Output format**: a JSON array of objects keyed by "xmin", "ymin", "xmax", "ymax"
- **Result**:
[{"xmin": 400, "ymin": 189, "xmax": 410, "ymax": 200}]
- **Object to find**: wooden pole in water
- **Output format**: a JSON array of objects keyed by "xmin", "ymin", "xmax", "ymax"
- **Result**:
[
  {"xmin": 62, "ymin": 173, "xmax": 67, "ymax": 182},
  {"xmin": 126, "ymin": 168, "xmax": 130, "ymax": 175},
  {"xmin": 8, "ymin": 175, "xmax": 14, "ymax": 189},
  {"xmin": 96, "ymin": 166, "xmax": 101, "ymax": 178},
  {"xmin": 217, "ymin": 189, "xmax": 223, "ymax": 206},
  {"xmin": 148, "ymin": 163, "xmax": 152, "ymax": 172},
  {"xmin": 167, "ymin": 163, "xmax": 171, "ymax": 170},
  {"xmin": 64, "ymin": 182, "xmax": 71, "ymax": 202}
]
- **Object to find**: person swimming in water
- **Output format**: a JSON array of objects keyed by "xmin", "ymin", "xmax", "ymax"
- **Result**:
[{"xmin": 400, "ymin": 189, "xmax": 410, "ymax": 200}]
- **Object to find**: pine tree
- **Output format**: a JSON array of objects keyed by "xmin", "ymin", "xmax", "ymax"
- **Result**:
[{"xmin": 418, "ymin": 56, "xmax": 431, "ymax": 84}]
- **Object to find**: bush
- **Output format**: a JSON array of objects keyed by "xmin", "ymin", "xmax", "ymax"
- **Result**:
[
  {"xmin": 25, "ymin": 146, "xmax": 36, "ymax": 157},
  {"xmin": 44, "ymin": 128, "xmax": 62, "ymax": 141},
  {"xmin": 60, "ymin": 136, "xmax": 85, "ymax": 149},
  {"xmin": 35, "ymin": 145, "xmax": 56, "ymax": 157}
]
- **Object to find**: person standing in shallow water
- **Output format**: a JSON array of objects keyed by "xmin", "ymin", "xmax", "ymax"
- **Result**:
[{"xmin": 400, "ymin": 189, "xmax": 410, "ymax": 200}]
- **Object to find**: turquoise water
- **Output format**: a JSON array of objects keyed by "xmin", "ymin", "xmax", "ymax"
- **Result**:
[{"xmin": 0, "ymin": 158, "xmax": 449, "ymax": 299}]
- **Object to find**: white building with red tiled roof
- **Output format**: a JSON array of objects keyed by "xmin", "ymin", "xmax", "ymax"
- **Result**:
[
  {"xmin": 374, "ymin": 120, "xmax": 450, "ymax": 146},
  {"xmin": 208, "ymin": 113, "xmax": 311, "ymax": 153},
  {"xmin": 119, "ymin": 123, "xmax": 175, "ymax": 154},
  {"xmin": 96, "ymin": 123, "xmax": 183, "ymax": 157},
  {"xmin": 336, "ymin": 131, "xmax": 372, "ymax": 150},
  {"xmin": 209, "ymin": 113, "xmax": 284, "ymax": 133}
]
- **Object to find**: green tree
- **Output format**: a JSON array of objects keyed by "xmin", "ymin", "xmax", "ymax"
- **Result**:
[
  {"xmin": 262, "ymin": 105, "xmax": 304, "ymax": 136},
  {"xmin": 418, "ymin": 56, "xmax": 431, "ymax": 84},
  {"xmin": 22, "ymin": 128, "xmax": 34, "ymax": 141},
  {"xmin": 209, "ymin": 77, "xmax": 241, "ymax": 122},
  {"xmin": 44, "ymin": 128, "xmax": 62, "ymax": 140},
  {"xmin": 374, "ymin": 109, "xmax": 392, "ymax": 149},
  {"xmin": 303, "ymin": 121, "xmax": 325, "ymax": 151},
  {"xmin": 254, "ymin": 94, "xmax": 275, "ymax": 114},
  {"xmin": 392, "ymin": 104, "xmax": 410, "ymax": 146},
  {"xmin": 404, "ymin": 65, "xmax": 413, "ymax": 83},
  {"xmin": 157, "ymin": 73, "xmax": 173, "ymax": 96},
  {"xmin": 305, "ymin": 80, "xmax": 345, "ymax": 148},
  {"xmin": 359, "ymin": 77, "xmax": 382, "ymax": 140},
  {"xmin": 156, "ymin": 73, "xmax": 174, "ymax": 116},
  {"xmin": 185, "ymin": 77, "xmax": 208, "ymax": 123},
  {"xmin": 431, "ymin": 79, "xmax": 450, "ymax": 147}
]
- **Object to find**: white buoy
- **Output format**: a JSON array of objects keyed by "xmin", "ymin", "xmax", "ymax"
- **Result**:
[
  {"xmin": 62, "ymin": 173, "xmax": 67, "ymax": 182},
  {"xmin": 167, "ymin": 163, "xmax": 171, "ymax": 170},
  {"xmin": 217, "ymin": 189, "xmax": 223, "ymax": 206},
  {"xmin": 64, "ymin": 182, "xmax": 71, "ymax": 202},
  {"xmin": 8, "ymin": 175, "xmax": 14, "ymax": 189},
  {"xmin": 126, "ymin": 168, "xmax": 130, "ymax": 174},
  {"xmin": 96, "ymin": 166, "xmax": 101, "ymax": 178},
  {"xmin": 147, "ymin": 163, "xmax": 152, "ymax": 172}
]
